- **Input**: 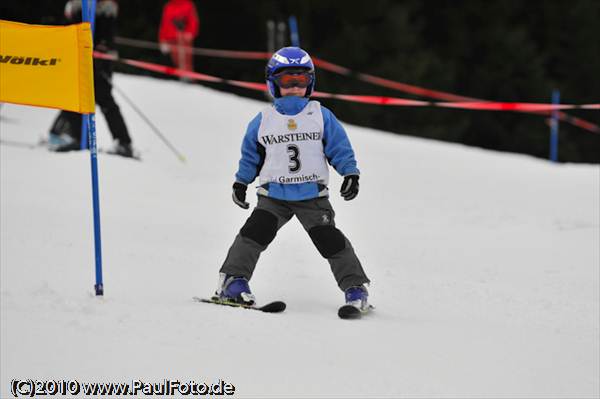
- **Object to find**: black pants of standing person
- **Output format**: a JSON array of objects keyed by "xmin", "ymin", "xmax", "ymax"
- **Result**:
[{"xmin": 49, "ymin": 60, "xmax": 131, "ymax": 146}]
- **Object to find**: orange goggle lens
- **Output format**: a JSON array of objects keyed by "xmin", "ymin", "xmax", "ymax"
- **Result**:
[{"xmin": 274, "ymin": 72, "xmax": 313, "ymax": 89}]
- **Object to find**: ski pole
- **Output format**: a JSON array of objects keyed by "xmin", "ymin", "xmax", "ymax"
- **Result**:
[{"xmin": 102, "ymin": 73, "xmax": 187, "ymax": 164}]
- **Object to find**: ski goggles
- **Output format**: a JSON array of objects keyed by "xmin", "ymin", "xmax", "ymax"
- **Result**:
[{"xmin": 273, "ymin": 69, "xmax": 313, "ymax": 89}]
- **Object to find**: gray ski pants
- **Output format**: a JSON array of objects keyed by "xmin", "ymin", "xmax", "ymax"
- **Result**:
[{"xmin": 220, "ymin": 195, "xmax": 370, "ymax": 291}]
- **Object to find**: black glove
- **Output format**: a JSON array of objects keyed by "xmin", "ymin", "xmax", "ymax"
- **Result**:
[
  {"xmin": 340, "ymin": 175, "xmax": 359, "ymax": 201},
  {"xmin": 232, "ymin": 182, "xmax": 250, "ymax": 209}
]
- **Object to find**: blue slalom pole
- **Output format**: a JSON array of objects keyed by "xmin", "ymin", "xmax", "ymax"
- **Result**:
[
  {"xmin": 89, "ymin": 114, "xmax": 103, "ymax": 296},
  {"xmin": 550, "ymin": 89, "xmax": 560, "ymax": 162},
  {"xmin": 82, "ymin": 0, "xmax": 104, "ymax": 296},
  {"xmin": 289, "ymin": 16, "xmax": 300, "ymax": 47},
  {"xmin": 80, "ymin": 0, "xmax": 97, "ymax": 150},
  {"xmin": 89, "ymin": 0, "xmax": 97, "ymax": 33}
]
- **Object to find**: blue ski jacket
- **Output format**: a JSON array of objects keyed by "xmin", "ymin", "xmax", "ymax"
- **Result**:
[{"xmin": 235, "ymin": 96, "xmax": 359, "ymax": 201}]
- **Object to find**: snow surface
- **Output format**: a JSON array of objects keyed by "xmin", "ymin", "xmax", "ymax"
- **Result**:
[{"xmin": 1, "ymin": 74, "xmax": 599, "ymax": 398}]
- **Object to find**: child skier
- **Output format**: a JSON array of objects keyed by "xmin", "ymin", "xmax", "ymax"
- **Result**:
[{"xmin": 216, "ymin": 46, "xmax": 371, "ymax": 312}]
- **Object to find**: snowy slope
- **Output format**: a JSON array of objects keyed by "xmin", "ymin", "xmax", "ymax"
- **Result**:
[{"xmin": 1, "ymin": 74, "xmax": 599, "ymax": 398}]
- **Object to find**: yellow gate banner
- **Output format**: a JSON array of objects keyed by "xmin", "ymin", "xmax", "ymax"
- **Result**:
[{"xmin": 0, "ymin": 20, "xmax": 95, "ymax": 113}]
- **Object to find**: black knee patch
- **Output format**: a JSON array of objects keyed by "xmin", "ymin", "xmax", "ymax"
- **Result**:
[
  {"xmin": 308, "ymin": 225, "xmax": 346, "ymax": 258},
  {"xmin": 240, "ymin": 209, "xmax": 278, "ymax": 246}
]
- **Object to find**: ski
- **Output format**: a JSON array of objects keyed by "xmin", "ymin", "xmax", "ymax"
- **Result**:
[
  {"xmin": 195, "ymin": 296, "xmax": 372, "ymax": 318},
  {"xmin": 98, "ymin": 148, "xmax": 142, "ymax": 161},
  {"xmin": 193, "ymin": 296, "xmax": 286, "ymax": 313},
  {"xmin": 338, "ymin": 304, "xmax": 374, "ymax": 319},
  {"xmin": 3, "ymin": 139, "xmax": 143, "ymax": 161}
]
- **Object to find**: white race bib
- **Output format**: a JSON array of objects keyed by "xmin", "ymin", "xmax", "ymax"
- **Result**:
[{"xmin": 258, "ymin": 101, "xmax": 329, "ymax": 186}]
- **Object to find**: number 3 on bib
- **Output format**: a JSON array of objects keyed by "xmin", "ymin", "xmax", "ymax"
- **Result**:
[{"xmin": 287, "ymin": 144, "xmax": 301, "ymax": 173}]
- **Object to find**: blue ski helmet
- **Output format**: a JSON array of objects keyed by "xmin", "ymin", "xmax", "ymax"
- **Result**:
[{"xmin": 265, "ymin": 47, "xmax": 315, "ymax": 98}]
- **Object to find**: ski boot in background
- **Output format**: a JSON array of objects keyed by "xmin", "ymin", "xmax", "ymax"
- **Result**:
[
  {"xmin": 48, "ymin": 133, "xmax": 80, "ymax": 152},
  {"xmin": 106, "ymin": 139, "xmax": 135, "ymax": 158}
]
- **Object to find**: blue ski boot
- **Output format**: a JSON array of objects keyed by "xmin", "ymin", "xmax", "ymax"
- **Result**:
[
  {"xmin": 344, "ymin": 285, "xmax": 370, "ymax": 311},
  {"xmin": 338, "ymin": 285, "xmax": 372, "ymax": 319},
  {"xmin": 216, "ymin": 273, "xmax": 256, "ymax": 305}
]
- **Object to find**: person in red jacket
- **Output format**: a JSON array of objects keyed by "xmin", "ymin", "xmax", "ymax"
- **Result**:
[{"xmin": 158, "ymin": 0, "xmax": 199, "ymax": 74}]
